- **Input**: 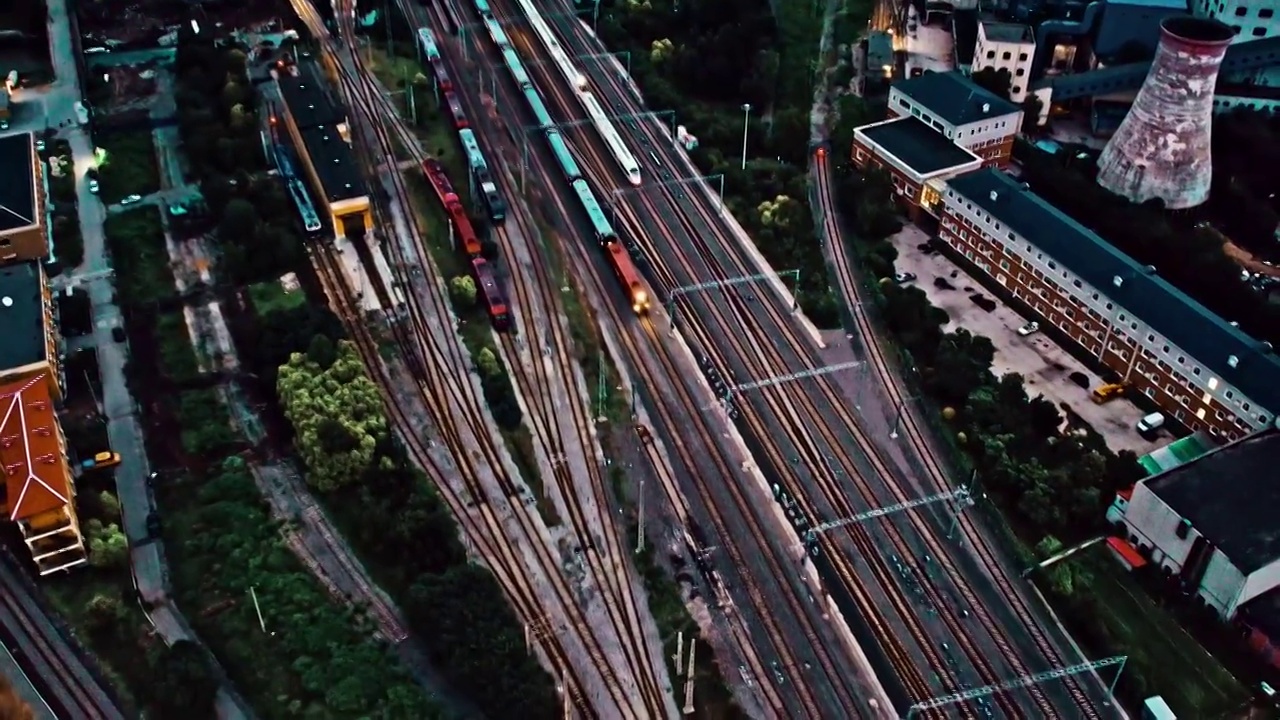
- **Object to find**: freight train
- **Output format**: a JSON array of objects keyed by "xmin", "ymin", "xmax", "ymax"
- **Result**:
[
  {"xmin": 463, "ymin": 5, "xmax": 650, "ymax": 314},
  {"xmin": 416, "ymin": 27, "xmax": 508, "ymax": 225},
  {"xmin": 416, "ymin": 29, "xmax": 510, "ymax": 330}
]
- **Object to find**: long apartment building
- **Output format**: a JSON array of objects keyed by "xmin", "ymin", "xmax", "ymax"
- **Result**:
[
  {"xmin": 0, "ymin": 261, "xmax": 84, "ymax": 573},
  {"xmin": 0, "ymin": 132, "xmax": 51, "ymax": 264},
  {"xmin": 937, "ymin": 168, "xmax": 1280, "ymax": 441}
]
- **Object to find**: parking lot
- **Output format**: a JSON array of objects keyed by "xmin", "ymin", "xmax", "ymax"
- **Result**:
[{"xmin": 888, "ymin": 224, "xmax": 1168, "ymax": 455}]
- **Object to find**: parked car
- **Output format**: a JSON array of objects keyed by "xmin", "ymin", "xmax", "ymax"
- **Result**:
[
  {"xmin": 1017, "ymin": 321, "xmax": 1040, "ymax": 337},
  {"xmin": 894, "ymin": 272, "xmax": 917, "ymax": 284},
  {"xmin": 120, "ymin": 194, "xmax": 143, "ymax": 205},
  {"xmin": 80, "ymin": 451, "xmax": 121, "ymax": 471},
  {"xmin": 111, "ymin": 326, "xmax": 126, "ymax": 343},
  {"xmin": 1136, "ymin": 412, "xmax": 1165, "ymax": 434}
]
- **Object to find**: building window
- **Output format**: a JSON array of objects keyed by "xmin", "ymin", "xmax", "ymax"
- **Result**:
[
  {"xmin": 1243, "ymin": 402, "xmax": 1251, "ymax": 412},
  {"xmin": 986, "ymin": 50, "xmax": 995, "ymax": 59},
  {"xmin": 1192, "ymin": 366, "xmax": 1200, "ymax": 376},
  {"xmin": 1106, "ymin": 302, "xmax": 1114, "ymax": 311},
  {"xmin": 1073, "ymin": 279, "xmax": 1082, "ymax": 288},
  {"xmin": 1208, "ymin": 377, "xmax": 1219, "ymax": 390},
  {"xmin": 1162, "ymin": 345, "xmax": 1170, "ymax": 354},
  {"xmin": 1048, "ymin": 261, "xmax": 1057, "ymax": 270},
  {"xmin": 1002, "ymin": 51, "xmax": 1012, "ymax": 60},
  {"xmin": 1235, "ymin": 5, "xmax": 1247, "ymax": 14},
  {"xmin": 1177, "ymin": 355, "xmax": 1185, "ymax": 364},
  {"xmin": 1092, "ymin": 293, "xmax": 1099, "ymax": 301},
  {"xmin": 1261, "ymin": 8, "xmax": 1275, "ymax": 18},
  {"xmin": 1018, "ymin": 53, "xmax": 1029, "ymax": 61},
  {"xmin": 1253, "ymin": 26, "xmax": 1267, "ymax": 36},
  {"xmin": 1226, "ymin": 390, "xmax": 1235, "ymax": 400}
]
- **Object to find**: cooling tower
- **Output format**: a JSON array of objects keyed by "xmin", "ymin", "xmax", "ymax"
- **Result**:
[{"xmin": 1095, "ymin": 17, "xmax": 1235, "ymax": 210}]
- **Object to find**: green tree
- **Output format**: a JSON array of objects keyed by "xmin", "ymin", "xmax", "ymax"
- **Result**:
[
  {"xmin": 84, "ymin": 593, "xmax": 123, "ymax": 633},
  {"xmin": 218, "ymin": 198, "xmax": 258, "ymax": 241},
  {"xmin": 148, "ymin": 640, "xmax": 218, "ymax": 720},
  {"xmin": 86, "ymin": 520, "xmax": 128, "ymax": 568},
  {"xmin": 98, "ymin": 491, "xmax": 121, "ymax": 521},
  {"xmin": 277, "ymin": 340, "xmax": 387, "ymax": 492},
  {"xmin": 476, "ymin": 347, "xmax": 502, "ymax": 378},
  {"xmin": 449, "ymin": 275, "xmax": 477, "ymax": 307}
]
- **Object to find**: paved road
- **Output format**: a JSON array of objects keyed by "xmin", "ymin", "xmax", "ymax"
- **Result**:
[{"xmin": 42, "ymin": 1, "xmax": 253, "ymax": 718}]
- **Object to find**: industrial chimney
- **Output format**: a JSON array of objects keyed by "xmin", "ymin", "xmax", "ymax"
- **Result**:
[{"xmin": 1095, "ymin": 17, "xmax": 1235, "ymax": 211}]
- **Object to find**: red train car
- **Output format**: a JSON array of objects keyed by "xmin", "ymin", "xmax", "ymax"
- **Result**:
[
  {"xmin": 432, "ymin": 64, "xmax": 453, "ymax": 92},
  {"xmin": 472, "ymin": 258, "xmax": 510, "ymax": 330},
  {"xmin": 422, "ymin": 159, "xmax": 483, "ymax": 257},
  {"xmin": 604, "ymin": 242, "xmax": 651, "ymax": 315},
  {"xmin": 444, "ymin": 91, "xmax": 468, "ymax": 129}
]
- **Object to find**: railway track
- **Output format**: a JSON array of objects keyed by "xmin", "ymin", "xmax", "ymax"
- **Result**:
[
  {"xmin": 0, "ymin": 565, "xmax": 124, "ymax": 720},
  {"xmin": 469, "ymin": 6, "xmax": 883, "ymax": 717},
  {"xmin": 814, "ymin": 153, "xmax": 1105, "ymax": 715},
  {"xmin": 527, "ymin": 6, "xmax": 1106, "ymax": 716},
  {"xmin": 358, "ymin": 11, "xmax": 674, "ymax": 711},
  {"xmin": 289, "ymin": 1, "xmax": 673, "ymax": 715}
]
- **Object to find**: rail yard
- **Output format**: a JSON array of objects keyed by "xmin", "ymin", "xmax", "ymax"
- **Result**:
[{"xmin": 259, "ymin": 0, "xmax": 1123, "ymax": 717}]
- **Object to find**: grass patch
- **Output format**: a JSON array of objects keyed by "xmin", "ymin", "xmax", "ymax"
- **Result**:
[
  {"xmin": 247, "ymin": 279, "xmax": 307, "ymax": 316},
  {"xmin": 156, "ymin": 311, "xmax": 201, "ymax": 383},
  {"xmin": 1045, "ymin": 546, "xmax": 1247, "ymax": 716},
  {"xmin": 52, "ymin": 207, "xmax": 85, "ymax": 269},
  {"xmin": 174, "ymin": 389, "xmax": 240, "ymax": 457},
  {"xmin": 104, "ymin": 206, "xmax": 173, "ymax": 306},
  {"xmin": 95, "ymin": 131, "xmax": 162, "ymax": 203},
  {"xmin": 44, "ymin": 569, "xmax": 150, "ymax": 714},
  {"xmin": 361, "ymin": 46, "xmax": 432, "ymax": 163}
]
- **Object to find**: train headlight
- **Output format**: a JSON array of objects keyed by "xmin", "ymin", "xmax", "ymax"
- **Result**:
[{"xmin": 634, "ymin": 290, "xmax": 649, "ymax": 308}]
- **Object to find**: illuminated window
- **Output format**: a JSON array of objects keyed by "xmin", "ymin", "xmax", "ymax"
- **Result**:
[
  {"xmin": 1208, "ymin": 377, "xmax": 1219, "ymax": 391},
  {"xmin": 1196, "ymin": 407, "xmax": 1207, "ymax": 420}
]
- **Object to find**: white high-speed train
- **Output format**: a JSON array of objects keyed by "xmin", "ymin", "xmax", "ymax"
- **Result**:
[{"xmin": 512, "ymin": 0, "xmax": 642, "ymax": 186}]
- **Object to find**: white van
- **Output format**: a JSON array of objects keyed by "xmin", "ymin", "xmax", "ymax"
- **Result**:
[{"xmin": 1137, "ymin": 413, "xmax": 1165, "ymax": 434}]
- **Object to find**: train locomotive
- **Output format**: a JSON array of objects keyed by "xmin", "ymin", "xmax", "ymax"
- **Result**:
[{"xmin": 465, "ymin": 3, "xmax": 650, "ymax": 314}]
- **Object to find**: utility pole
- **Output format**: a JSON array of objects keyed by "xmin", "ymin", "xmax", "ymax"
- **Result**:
[
  {"xmin": 682, "ymin": 639, "xmax": 697, "ymax": 714},
  {"xmin": 249, "ymin": 586, "xmax": 267, "ymax": 634},
  {"xmin": 673, "ymin": 630, "xmax": 684, "ymax": 670},
  {"xmin": 740, "ymin": 103, "xmax": 752, "ymax": 170},
  {"xmin": 596, "ymin": 352, "xmax": 607, "ymax": 420},
  {"xmin": 635, "ymin": 475, "xmax": 645, "ymax": 554}
]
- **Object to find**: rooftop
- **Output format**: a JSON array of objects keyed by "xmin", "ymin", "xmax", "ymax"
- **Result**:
[
  {"xmin": 946, "ymin": 169, "xmax": 1280, "ymax": 415},
  {"xmin": 278, "ymin": 66, "xmax": 345, "ymax": 130},
  {"xmin": 856, "ymin": 117, "xmax": 983, "ymax": 176},
  {"xmin": 0, "ymin": 133, "xmax": 37, "ymax": 234},
  {"xmin": 1145, "ymin": 426, "xmax": 1280, "ymax": 573},
  {"xmin": 1240, "ymin": 584, "xmax": 1280, "ymax": 640},
  {"xmin": 0, "ymin": 373, "xmax": 70, "ymax": 522},
  {"xmin": 0, "ymin": 262, "xmax": 48, "ymax": 373},
  {"xmin": 299, "ymin": 125, "xmax": 367, "ymax": 202},
  {"xmin": 981, "ymin": 21, "xmax": 1034, "ymax": 44},
  {"xmin": 893, "ymin": 70, "xmax": 1020, "ymax": 127}
]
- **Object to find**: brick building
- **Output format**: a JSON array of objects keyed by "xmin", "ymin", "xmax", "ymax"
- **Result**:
[
  {"xmin": 0, "ymin": 372, "xmax": 86, "ymax": 574},
  {"xmin": 938, "ymin": 168, "xmax": 1280, "ymax": 440},
  {"xmin": 851, "ymin": 117, "xmax": 983, "ymax": 221},
  {"xmin": 887, "ymin": 71, "xmax": 1022, "ymax": 168},
  {"xmin": 0, "ymin": 132, "xmax": 50, "ymax": 265}
]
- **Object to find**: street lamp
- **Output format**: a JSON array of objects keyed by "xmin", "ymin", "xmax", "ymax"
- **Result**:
[{"xmin": 740, "ymin": 103, "xmax": 751, "ymax": 170}]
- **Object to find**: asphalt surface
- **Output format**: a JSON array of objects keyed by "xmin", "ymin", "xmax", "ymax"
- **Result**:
[{"xmin": 537, "ymin": 3, "xmax": 1117, "ymax": 716}]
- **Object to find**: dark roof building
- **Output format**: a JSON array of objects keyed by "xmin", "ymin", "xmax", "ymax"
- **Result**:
[
  {"xmin": 278, "ymin": 66, "xmax": 345, "ymax": 130},
  {"xmin": 0, "ymin": 261, "xmax": 49, "ymax": 373},
  {"xmin": 0, "ymin": 134, "xmax": 36, "ymax": 235},
  {"xmin": 981, "ymin": 21, "xmax": 1035, "ymax": 44},
  {"xmin": 299, "ymin": 125, "xmax": 367, "ymax": 202},
  {"xmin": 0, "ymin": 132, "xmax": 49, "ymax": 266},
  {"xmin": 891, "ymin": 70, "xmax": 1019, "ymax": 127},
  {"xmin": 1145, "ymin": 427, "xmax": 1280, "ymax": 574},
  {"xmin": 946, "ymin": 169, "xmax": 1280, "ymax": 415},
  {"xmin": 1118, "ymin": 425, "xmax": 1280, "ymax": 618},
  {"xmin": 856, "ymin": 117, "xmax": 983, "ymax": 175}
]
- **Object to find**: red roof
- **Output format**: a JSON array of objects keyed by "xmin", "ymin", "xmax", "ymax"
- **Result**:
[
  {"xmin": 1118, "ymin": 487, "xmax": 1134, "ymax": 501},
  {"xmin": 0, "ymin": 374, "xmax": 71, "ymax": 521},
  {"xmin": 1106, "ymin": 536, "xmax": 1148, "ymax": 569}
]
